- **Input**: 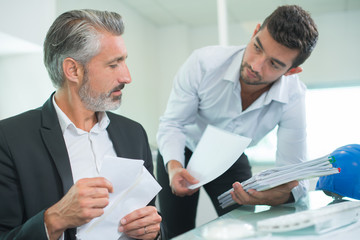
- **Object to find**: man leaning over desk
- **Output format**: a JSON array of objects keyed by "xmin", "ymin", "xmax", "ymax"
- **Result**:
[
  {"xmin": 156, "ymin": 5, "xmax": 319, "ymax": 238},
  {"xmin": 0, "ymin": 9, "xmax": 165, "ymax": 240}
]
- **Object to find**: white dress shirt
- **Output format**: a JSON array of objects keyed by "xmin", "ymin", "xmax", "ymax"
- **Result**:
[
  {"xmin": 157, "ymin": 45, "xmax": 309, "ymax": 201},
  {"xmin": 52, "ymin": 97, "xmax": 119, "ymax": 239}
]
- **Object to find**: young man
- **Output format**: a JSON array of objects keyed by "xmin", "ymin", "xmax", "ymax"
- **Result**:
[
  {"xmin": 157, "ymin": 5, "xmax": 319, "ymax": 238},
  {"xmin": 0, "ymin": 9, "xmax": 164, "ymax": 240}
]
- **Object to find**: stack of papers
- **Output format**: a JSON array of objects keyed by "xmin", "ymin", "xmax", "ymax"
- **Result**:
[{"xmin": 218, "ymin": 155, "xmax": 340, "ymax": 208}]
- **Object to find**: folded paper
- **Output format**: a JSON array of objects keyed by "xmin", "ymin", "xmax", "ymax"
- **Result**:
[{"xmin": 76, "ymin": 156, "xmax": 162, "ymax": 240}]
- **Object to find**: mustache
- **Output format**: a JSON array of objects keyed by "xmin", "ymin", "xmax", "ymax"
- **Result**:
[
  {"xmin": 243, "ymin": 62, "xmax": 262, "ymax": 80},
  {"xmin": 107, "ymin": 84, "xmax": 125, "ymax": 97},
  {"xmin": 112, "ymin": 84, "xmax": 125, "ymax": 92}
]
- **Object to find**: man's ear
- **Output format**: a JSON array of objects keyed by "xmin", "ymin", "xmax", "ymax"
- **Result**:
[
  {"xmin": 284, "ymin": 66, "xmax": 303, "ymax": 76},
  {"xmin": 63, "ymin": 58, "xmax": 83, "ymax": 84},
  {"xmin": 252, "ymin": 23, "xmax": 261, "ymax": 38}
]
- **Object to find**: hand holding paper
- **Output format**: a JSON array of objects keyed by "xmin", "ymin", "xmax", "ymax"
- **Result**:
[
  {"xmin": 76, "ymin": 156, "xmax": 162, "ymax": 240},
  {"xmin": 186, "ymin": 125, "xmax": 252, "ymax": 189},
  {"xmin": 218, "ymin": 155, "xmax": 340, "ymax": 208},
  {"xmin": 167, "ymin": 160, "xmax": 200, "ymax": 197}
]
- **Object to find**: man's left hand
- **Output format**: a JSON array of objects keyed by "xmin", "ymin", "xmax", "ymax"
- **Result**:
[
  {"xmin": 231, "ymin": 180, "xmax": 298, "ymax": 206},
  {"xmin": 119, "ymin": 206, "xmax": 161, "ymax": 240}
]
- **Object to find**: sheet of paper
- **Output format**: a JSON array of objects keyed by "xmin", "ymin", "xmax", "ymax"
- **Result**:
[
  {"xmin": 187, "ymin": 125, "xmax": 252, "ymax": 189},
  {"xmin": 76, "ymin": 156, "xmax": 162, "ymax": 240}
]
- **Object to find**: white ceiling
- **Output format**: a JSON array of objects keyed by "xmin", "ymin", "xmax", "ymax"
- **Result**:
[
  {"xmin": 1, "ymin": 0, "xmax": 359, "ymax": 56},
  {"xmin": 120, "ymin": 0, "xmax": 360, "ymax": 27}
]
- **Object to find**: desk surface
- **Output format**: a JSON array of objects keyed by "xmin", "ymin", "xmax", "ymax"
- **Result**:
[{"xmin": 172, "ymin": 191, "xmax": 360, "ymax": 240}]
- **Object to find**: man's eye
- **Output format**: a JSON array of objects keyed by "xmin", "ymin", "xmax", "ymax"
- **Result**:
[
  {"xmin": 110, "ymin": 64, "xmax": 118, "ymax": 69},
  {"xmin": 254, "ymin": 44, "xmax": 260, "ymax": 52},
  {"xmin": 270, "ymin": 61, "xmax": 279, "ymax": 69}
]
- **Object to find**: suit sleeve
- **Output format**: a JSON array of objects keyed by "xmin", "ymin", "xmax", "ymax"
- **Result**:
[
  {"xmin": 139, "ymin": 125, "xmax": 168, "ymax": 240},
  {"xmin": 0, "ymin": 126, "xmax": 48, "ymax": 240}
]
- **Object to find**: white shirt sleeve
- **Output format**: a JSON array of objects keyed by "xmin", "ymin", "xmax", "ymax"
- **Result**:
[
  {"xmin": 44, "ymin": 222, "xmax": 64, "ymax": 240},
  {"xmin": 157, "ymin": 50, "xmax": 203, "ymax": 168},
  {"xmin": 276, "ymin": 91, "xmax": 309, "ymax": 201}
]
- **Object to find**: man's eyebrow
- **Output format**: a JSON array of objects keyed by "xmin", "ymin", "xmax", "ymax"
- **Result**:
[
  {"xmin": 106, "ymin": 55, "xmax": 128, "ymax": 64},
  {"xmin": 255, "ymin": 37, "xmax": 287, "ymax": 67}
]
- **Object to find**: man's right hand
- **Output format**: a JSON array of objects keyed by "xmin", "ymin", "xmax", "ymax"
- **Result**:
[
  {"xmin": 167, "ymin": 160, "xmax": 199, "ymax": 197},
  {"xmin": 44, "ymin": 177, "xmax": 113, "ymax": 240}
]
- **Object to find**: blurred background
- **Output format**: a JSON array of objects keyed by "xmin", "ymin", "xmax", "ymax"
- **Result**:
[{"xmin": 1, "ymin": 0, "xmax": 359, "ymax": 227}]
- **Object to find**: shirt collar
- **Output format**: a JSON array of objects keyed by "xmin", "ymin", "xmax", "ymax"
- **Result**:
[
  {"xmin": 265, "ymin": 76, "xmax": 290, "ymax": 104},
  {"xmin": 52, "ymin": 95, "xmax": 110, "ymax": 134},
  {"xmin": 223, "ymin": 47, "xmax": 245, "ymax": 84}
]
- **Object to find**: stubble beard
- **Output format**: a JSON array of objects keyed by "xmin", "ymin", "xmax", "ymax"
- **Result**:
[{"xmin": 240, "ymin": 62, "xmax": 282, "ymax": 86}]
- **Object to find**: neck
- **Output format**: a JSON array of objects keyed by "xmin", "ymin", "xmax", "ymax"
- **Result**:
[
  {"xmin": 240, "ymin": 79, "xmax": 272, "ymax": 111},
  {"xmin": 54, "ymin": 89, "xmax": 98, "ymax": 132}
]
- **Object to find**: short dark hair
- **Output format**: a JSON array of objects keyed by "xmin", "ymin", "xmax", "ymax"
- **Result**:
[{"xmin": 260, "ymin": 5, "xmax": 319, "ymax": 68}]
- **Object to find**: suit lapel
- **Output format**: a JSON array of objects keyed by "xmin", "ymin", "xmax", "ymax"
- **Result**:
[
  {"xmin": 40, "ymin": 95, "xmax": 74, "ymax": 195},
  {"xmin": 106, "ymin": 113, "xmax": 124, "ymax": 157}
]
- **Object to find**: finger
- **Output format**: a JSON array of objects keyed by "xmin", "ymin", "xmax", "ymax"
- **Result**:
[
  {"xmin": 172, "ymin": 184, "xmax": 199, "ymax": 197},
  {"xmin": 86, "ymin": 187, "xmax": 112, "ymax": 199},
  {"xmin": 186, "ymin": 187, "xmax": 200, "ymax": 196},
  {"xmin": 287, "ymin": 180, "xmax": 299, "ymax": 189},
  {"xmin": 120, "ymin": 206, "xmax": 159, "ymax": 226},
  {"xmin": 232, "ymin": 182, "xmax": 251, "ymax": 204},
  {"xmin": 76, "ymin": 177, "xmax": 114, "ymax": 193},
  {"xmin": 85, "ymin": 197, "xmax": 110, "ymax": 209},
  {"xmin": 122, "ymin": 223, "xmax": 161, "ymax": 239},
  {"xmin": 76, "ymin": 207, "xmax": 106, "ymax": 223},
  {"xmin": 181, "ymin": 170, "xmax": 199, "ymax": 185}
]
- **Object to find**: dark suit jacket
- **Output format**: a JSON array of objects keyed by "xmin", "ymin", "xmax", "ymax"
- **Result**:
[{"xmin": 0, "ymin": 94, "xmax": 160, "ymax": 240}]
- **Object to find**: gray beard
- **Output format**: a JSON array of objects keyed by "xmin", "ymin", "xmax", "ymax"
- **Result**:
[{"xmin": 78, "ymin": 75, "xmax": 122, "ymax": 112}]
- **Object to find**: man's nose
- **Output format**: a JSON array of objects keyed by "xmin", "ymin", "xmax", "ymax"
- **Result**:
[
  {"xmin": 118, "ymin": 63, "xmax": 132, "ymax": 84},
  {"xmin": 251, "ymin": 56, "xmax": 265, "ymax": 73}
]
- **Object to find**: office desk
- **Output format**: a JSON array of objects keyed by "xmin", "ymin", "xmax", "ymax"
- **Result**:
[{"xmin": 172, "ymin": 191, "xmax": 360, "ymax": 240}]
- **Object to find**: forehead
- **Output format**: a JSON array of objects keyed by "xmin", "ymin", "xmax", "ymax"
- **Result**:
[
  {"xmin": 254, "ymin": 27, "xmax": 299, "ymax": 67},
  {"xmin": 90, "ymin": 33, "xmax": 127, "ymax": 63}
]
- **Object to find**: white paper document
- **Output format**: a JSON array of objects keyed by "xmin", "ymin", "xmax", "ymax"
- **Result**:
[
  {"xmin": 76, "ymin": 156, "xmax": 162, "ymax": 240},
  {"xmin": 186, "ymin": 125, "xmax": 252, "ymax": 189}
]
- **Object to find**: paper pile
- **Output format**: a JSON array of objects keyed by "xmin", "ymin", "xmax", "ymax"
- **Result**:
[{"xmin": 218, "ymin": 155, "xmax": 340, "ymax": 208}]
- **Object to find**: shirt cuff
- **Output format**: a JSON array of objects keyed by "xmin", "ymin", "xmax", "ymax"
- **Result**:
[{"xmin": 44, "ymin": 222, "xmax": 50, "ymax": 240}]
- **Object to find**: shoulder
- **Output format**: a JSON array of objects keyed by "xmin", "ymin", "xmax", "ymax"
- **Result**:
[
  {"xmin": 276, "ymin": 74, "xmax": 307, "ymax": 106},
  {"xmin": 192, "ymin": 45, "xmax": 245, "ymax": 63},
  {"xmin": 106, "ymin": 112, "xmax": 146, "ymax": 134},
  {"xmin": 283, "ymin": 74, "xmax": 307, "ymax": 96},
  {"xmin": 106, "ymin": 112, "xmax": 141, "ymax": 126},
  {"xmin": 182, "ymin": 45, "xmax": 245, "ymax": 76},
  {"xmin": 0, "ymin": 108, "xmax": 42, "ymax": 130}
]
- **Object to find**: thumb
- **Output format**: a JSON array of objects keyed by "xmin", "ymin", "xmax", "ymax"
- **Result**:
[
  {"xmin": 287, "ymin": 180, "xmax": 299, "ymax": 190},
  {"xmin": 182, "ymin": 171, "xmax": 199, "ymax": 185}
]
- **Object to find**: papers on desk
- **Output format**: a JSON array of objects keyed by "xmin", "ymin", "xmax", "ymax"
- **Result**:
[
  {"xmin": 186, "ymin": 125, "xmax": 252, "ymax": 189},
  {"xmin": 76, "ymin": 156, "xmax": 162, "ymax": 240},
  {"xmin": 218, "ymin": 155, "xmax": 340, "ymax": 209}
]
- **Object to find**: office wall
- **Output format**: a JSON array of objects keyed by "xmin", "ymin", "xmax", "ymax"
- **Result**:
[
  {"xmin": 0, "ymin": 0, "xmax": 56, "ymax": 45},
  {"xmin": 0, "ymin": 53, "xmax": 53, "ymax": 118}
]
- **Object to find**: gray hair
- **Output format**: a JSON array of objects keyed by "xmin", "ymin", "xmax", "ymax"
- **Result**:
[{"xmin": 43, "ymin": 9, "xmax": 125, "ymax": 88}]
